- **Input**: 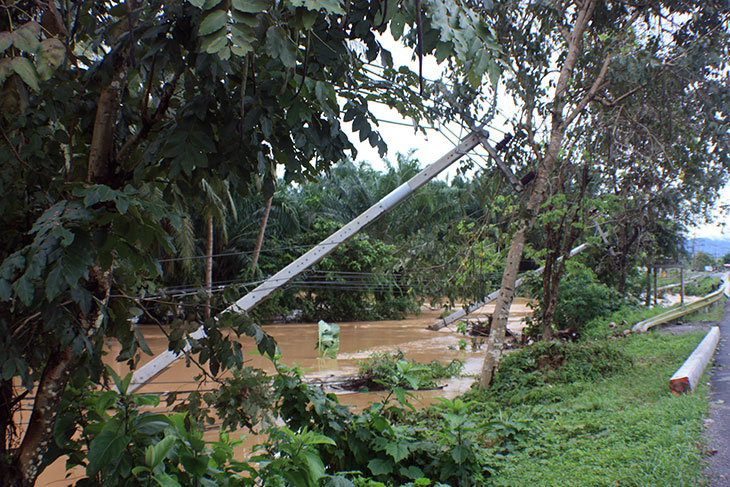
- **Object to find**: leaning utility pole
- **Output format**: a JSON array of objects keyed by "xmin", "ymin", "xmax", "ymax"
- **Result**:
[{"xmin": 129, "ymin": 130, "xmax": 501, "ymax": 392}]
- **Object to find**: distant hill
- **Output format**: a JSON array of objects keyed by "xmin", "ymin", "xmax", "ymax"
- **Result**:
[{"xmin": 687, "ymin": 237, "xmax": 730, "ymax": 258}]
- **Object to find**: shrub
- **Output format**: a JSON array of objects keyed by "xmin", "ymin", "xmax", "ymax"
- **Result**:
[
  {"xmin": 684, "ymin": 275, "xmax": 721, "ymax": 296},
  {"xmin": 489, "ymin": 341, "xmax": 632, "ymax": 405},
  {"xmin": 357, "ymin": 350, "xmax": 464, "ymax": 390},
  {"xmin": 526, "ymin": 262, "xmax": 626, "ymax": 338}
]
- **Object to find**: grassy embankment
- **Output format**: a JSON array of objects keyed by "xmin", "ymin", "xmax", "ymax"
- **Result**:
[
  {"xmin": 408, "ymin": 304, "xmax": 716, "ymax": 486},
  {"xmin": 485, "ymin": 331, "xmax": 709, "ymax": 486}
]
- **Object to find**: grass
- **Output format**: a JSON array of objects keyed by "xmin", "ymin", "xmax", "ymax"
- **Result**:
[
  {"xmin": 581, "ymin": 303, "xmax": 678, "ymax": 339},
  {"xmin": 685, "ymin": 303, "xmax": 724, "ymax": 323},
  {"xmin": 685, "ymin": 276, "xmax": 722, "ymax": 297},
  {"xmin": 485, "ymin": 331, "xmax": 710, "ymax": 486}
]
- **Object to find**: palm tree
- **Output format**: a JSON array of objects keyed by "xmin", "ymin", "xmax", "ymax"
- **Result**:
[{"xmin": 199, "ymin": 178, "xmax": 237, "ymax": 318}]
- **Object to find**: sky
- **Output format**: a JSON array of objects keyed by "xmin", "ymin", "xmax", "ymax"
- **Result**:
[
  {"xmin": 339, "ymin": 34, "xmax": 730, "ymax": 242},
  {"xmin": 341, "ymin": 33, "xmax": 514, "ymax": 179}
]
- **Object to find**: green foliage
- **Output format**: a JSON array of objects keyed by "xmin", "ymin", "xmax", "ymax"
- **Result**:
[
  {"xmin": 357, "ymin": 350, "xmax": 464, "ymax": 391},
  {"xmin": 271, "ymin": 362, "xmax": 486, "ymax": 487},
  {"xmin": 57, "ymin": 370, "xmax": 255, "ymax": 486},
  {"xmin": 692, "ymin": 251, "xmax": 717, "ymax": 271},
  {"xmin": 581, "ymin": 304, "xmax": 672, "ymax": 340},
  {"xmin": 684, "ymin": 275, "xmax": 722, "ymax": 296},
  {"xmin": 488, "ymin": 332, "xmax": 710, "ymax": 487},
  {"xmin": 253, "ymin": 217, "xmax": 418, "ymax": 322},
  {"xmin": 525, "ymin": 262, "xmax": 626, "ymax": 338},
  {"xmin": 685, "ymin": 304, "xmax": 723, "ymax": 323},
  {"xmin": 489, "ymin": 341, "xmax": 632, "ymax": 406}
]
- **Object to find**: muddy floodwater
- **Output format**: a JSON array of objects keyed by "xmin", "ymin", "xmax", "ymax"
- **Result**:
[{"xmin": 40, "ymin": 298, "xmax": 532, "ymax": 486}]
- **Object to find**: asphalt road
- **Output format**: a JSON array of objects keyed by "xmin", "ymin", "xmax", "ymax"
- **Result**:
[{"xmin": 707, "ymin": 298, "xmax": 730, "ymax": 486}]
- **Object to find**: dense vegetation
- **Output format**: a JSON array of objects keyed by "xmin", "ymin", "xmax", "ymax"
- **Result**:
[
  {"xmin": 1, "ymin": 0, "xmax": 728, "ymax": 485},
  {"xmin": 56, "ymin": 304, "xmax": 712, "ymax": 487}
]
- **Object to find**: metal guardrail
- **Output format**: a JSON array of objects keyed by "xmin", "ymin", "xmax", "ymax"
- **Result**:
[{"xmin": 631, "ymin": 273, "xmax": 729, "ymax": 333}]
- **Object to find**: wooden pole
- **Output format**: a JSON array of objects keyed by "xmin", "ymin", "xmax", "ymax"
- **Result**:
[
  {"xmin": 646, "ymin": 264, "xmax": 651, "ymax": 307},
  {"xmin": 680, "ymin": 266, "xmax": 685, "ymax": 305}
]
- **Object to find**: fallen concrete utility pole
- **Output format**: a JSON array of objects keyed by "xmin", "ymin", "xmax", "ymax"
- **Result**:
[
  {"xmin": 128, "ymin": 131, "xmax": 484, "ymax": 393},
  {"xmin": 428, "ymin": 242, "xmax": 590, "ymax": 331},
  {"xmin": 669, "ymin": 326, "xmax": 720, "ymax": 394}
]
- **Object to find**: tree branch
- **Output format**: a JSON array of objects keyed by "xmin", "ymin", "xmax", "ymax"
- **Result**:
[
  {"xmin": 562, "ymin": 9, "xmax": 642, "ymax": 130},
  {"xmin": 116, "ymin": 68, "xmax": 182, "ymax": 167}
]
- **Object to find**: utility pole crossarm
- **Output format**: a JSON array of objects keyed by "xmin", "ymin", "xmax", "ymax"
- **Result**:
[{"xmin": 477, "ymin": 133, "xmax": 524, "ymax": 193}]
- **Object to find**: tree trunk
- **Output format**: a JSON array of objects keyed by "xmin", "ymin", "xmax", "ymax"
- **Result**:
[
  {"xmin": 479, "ymin": 0, "xmax": 600, "ymax": 389},
  {"xmin": 13, "ymin": 347, "xmax": 77, "ymax": 486},
  {"xmin": 540, "ymin": 233, "xmax": 558, "ymax": 341},
  {"xmin": 251, "ymin": 196, "xmax": 273, "ymax": 270},
  {"xmin": 205, "ymin": 215, "xmax": 214, "ymax": 319},
  {"xmin": 479, "ymin": 225, "xmax": 527, "ymax": 387},
  {"xmin": 618, "ymin": 252, "xmax": 627, "ymax": 295},
  {"xmin": 645, "ymin": 264, "xmax": 651, "ymax": 306},
  {"xmin": 8, "ymin": 5, "xmax": 135, "ymax": 482},
  {"xmin": 540, "ymin": 163, "xmax": 588, "ymax": 339}
]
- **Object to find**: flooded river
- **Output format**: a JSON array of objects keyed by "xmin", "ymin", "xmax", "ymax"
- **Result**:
[{"xmin": 39, "ymin": 298, "xmax": 532, "ymax": 485}]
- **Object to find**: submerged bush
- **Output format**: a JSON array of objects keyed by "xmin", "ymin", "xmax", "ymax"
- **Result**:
[{"xmin": 357, "ymin": 350, "xmax": 464, "ymax": 390}]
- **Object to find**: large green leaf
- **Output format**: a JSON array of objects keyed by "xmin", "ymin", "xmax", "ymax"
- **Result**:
[
  {"xmin": 35, "ymin": 38, "xmax": 66, "ymax": 80},
  {"xmin": 232, "ymin": 0, "xmax": 270, "ymax": 14},
  {"xmin": 13, "ymin": 274, "xmax": 34, "ymax": 306},
  {"xmin": 86, "ymin": 430, "xmax": 130, "ymax": 477},
  {"xmin": 199, "ymin": 9, "xmax": 227, "ymax": 36},
  {"xmin": 265, "ymin": 26, "xmax": 297, "ymax": 68},
  {"xmin": 0, "ymin": 32, "xmax": 13, "ymax": 54},
  {"xmin": 145, "ymin": 435, "xmax": 176, "ymax": 468},
  {"xmin": 0, "ymin": 58, "xmax": 11, "ymax": 85},
  {"xmin": 153, "ymin": 474, "xmax": 182, "ymax": 487},
  {"xmin": 288, "ymin": 0, "xmax": 344, "ymax": 15},
  {"xmin": 303, "ymin": 449, "xmax": 326, "ymax": 482},
  {"xmin": 10, "ymin": 57, "xmax": 39, "ymax": 91},
  {"xmin": 322, "ymin": 477, "xmax": 355, "ymax": 487},
  {"xmin": 367, "ymin": 458, "xmax": 394, "ymax": 476},
  {"xmin": 12, "ymin": 21, "xmax": 40, "ymax": 53},
  {"xmin": 385, "ymin": 441, "xmax": 410, "ymax": 462}
]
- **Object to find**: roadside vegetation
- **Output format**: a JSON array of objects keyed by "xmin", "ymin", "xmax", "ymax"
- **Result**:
[
  {"xmin": 685, "ymin": 276, "xmax": 723, "ymax": 297},
  {"xmin": 1, "ymin": 1, "xmax": 728, "ymax": 486},
  {"xmin": 686, "ymin": 304, "xmax": 725, "ymax": 323},
  {"xmin": 484, "ymin": 330, "xmax": 709, "ymax": 487},
  {"xmin": 62, "ymin": 306, "xmax": 711, "ymax": 487}
]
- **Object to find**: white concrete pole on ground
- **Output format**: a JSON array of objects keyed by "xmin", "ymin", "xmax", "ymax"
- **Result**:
[{"xmin": 669, "ymin": 326, "xmax": 721, "ymax": 394}]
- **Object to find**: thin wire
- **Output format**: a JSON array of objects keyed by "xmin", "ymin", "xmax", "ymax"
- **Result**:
[{"xmin": 375, "ymin": 117, "xmax": 438, "ymax": 130}]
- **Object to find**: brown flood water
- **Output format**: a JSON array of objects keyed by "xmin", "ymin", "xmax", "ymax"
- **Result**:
[{"xmin": 39, "ymin": 298, "xmax": 532, "ymax": 486}]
